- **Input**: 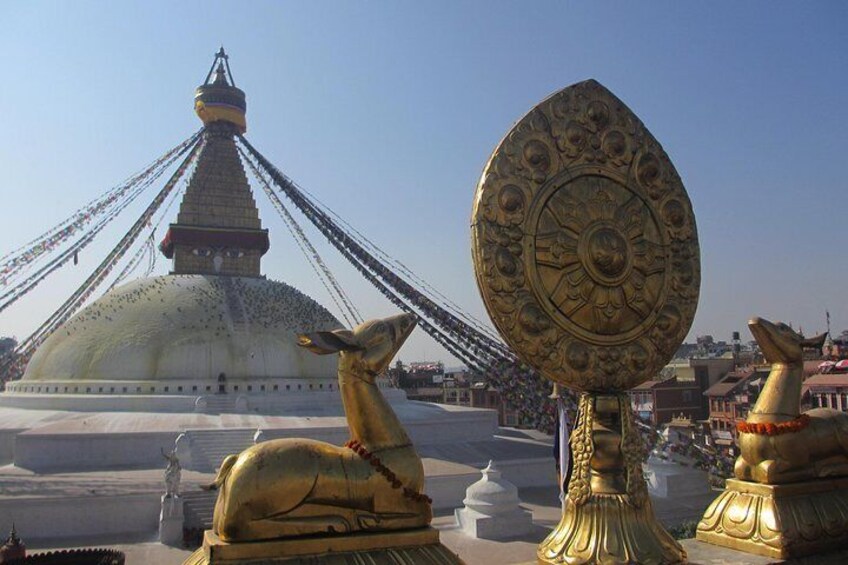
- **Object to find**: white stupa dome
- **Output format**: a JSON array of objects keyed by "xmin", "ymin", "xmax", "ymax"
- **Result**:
[
  {"xmin": 2, "ymin": 54, "xmax": 348, "ymax": 409},
  {"xmin": 20, "ymin": 274, "xmax": 341, "ymax": 383}
]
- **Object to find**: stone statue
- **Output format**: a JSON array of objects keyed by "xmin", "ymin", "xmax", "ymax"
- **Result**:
[
  {"xmin": 697, "ymin": 317, "xmax": 848, "ymax": 558},
  {"xmin": 203, "ymin": 314, "xmax": 431, "ymax": 542},
  {"xmin": 162, "ymin": 446, "xmax": 181, "ymax": 497},
  {"xmin": 735, "ymin": 317, "xmax": 846, "ymax": 483}
]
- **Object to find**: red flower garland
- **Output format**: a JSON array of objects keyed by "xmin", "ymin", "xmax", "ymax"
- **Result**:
[
  {"xmin": 344, "ymin": 440, "xmax": 432, "ymax": 505},
  {"xmin": 737, "ymin": 414, "xmax": 811, "ymax": 436}
]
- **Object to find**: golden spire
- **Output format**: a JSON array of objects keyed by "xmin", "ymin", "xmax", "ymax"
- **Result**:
[
  {"xmin": 194, "ymin": 47, "xmax": 247, "ymax": 133},
  {"xmin": 159, "ymin": 48, "xmax": 268, "ymax": 277}
]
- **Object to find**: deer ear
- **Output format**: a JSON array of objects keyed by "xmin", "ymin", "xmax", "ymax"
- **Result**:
[{"xmin": 297, "ymin": 330, "xmax": 360, "ymax": 355}]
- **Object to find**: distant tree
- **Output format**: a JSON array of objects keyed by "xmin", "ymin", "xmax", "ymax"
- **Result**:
[
  {"xmin": 0, "ymin": 337, "xmax": 17, "ymax": 358},
  {"xmin": 697, "ymin": 335, "xmax": 715, "ymax": 347},
  {"xmin": 0, "ymin": 337, "xmax": 19, "ymax": 390}
]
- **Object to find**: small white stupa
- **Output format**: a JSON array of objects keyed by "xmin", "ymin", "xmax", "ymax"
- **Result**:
[
  {"xmin": 644, "ymin": 452, "xmax": 711, "ymax": 498},
  {"xmin": 455, "ymin": 460, "xmax": 533, "ymax": 540}
]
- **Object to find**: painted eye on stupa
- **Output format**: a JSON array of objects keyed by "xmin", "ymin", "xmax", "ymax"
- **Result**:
[
  {"xmin": 192, "ymin": 248, "xmax": 212, "ymax": 257},
  {"xmin": 224, "ymin": 248, "xmax": 245, "ymax": 258}
]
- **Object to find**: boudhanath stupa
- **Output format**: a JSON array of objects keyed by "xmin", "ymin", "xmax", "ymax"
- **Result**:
[
  {"xmin": 5, "ymin": 50, "xmax": 341, "ymax": 402},
  {"xmin": 0, "ymin": 50, "xmax": 553, "ymax": 544}
]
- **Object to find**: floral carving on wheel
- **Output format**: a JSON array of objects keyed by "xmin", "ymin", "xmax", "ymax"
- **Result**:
[{"xmin": 471, "ymin": 79, "xmax": 700, "ymax": 391}]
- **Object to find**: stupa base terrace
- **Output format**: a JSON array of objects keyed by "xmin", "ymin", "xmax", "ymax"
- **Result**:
[
  {"xmin": 5, "ymin": 483, "xmax": 725, "ymax": 565},
  {"xmin": 0, "ymin": 394, "xmax": 564, "ymax": 543},
  {"xmin": 0, "ymin": 392, "xmax": 521, "ymax": 471}
]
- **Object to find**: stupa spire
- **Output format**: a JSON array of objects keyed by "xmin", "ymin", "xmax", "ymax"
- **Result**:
[
  {"xmin": 205, "ymin": 46, "xmax": 237, "ymax": 87},
  {"xmin": 160, "ymin": 49, "xmax": 269, "ymax": 277},
  {"xmin": 194, "ymin": 46, "xmax": 247, "ymax": 134}
]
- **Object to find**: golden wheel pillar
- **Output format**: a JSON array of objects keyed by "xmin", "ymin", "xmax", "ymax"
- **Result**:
[{"xmin": 471, "ymin": 79, "xmax": 700, "ymax": 564}]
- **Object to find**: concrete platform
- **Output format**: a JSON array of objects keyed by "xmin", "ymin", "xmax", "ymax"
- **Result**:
[
  {"xmin": 0, "ymin": 399, "xmax": 500, "ymax": 472},
  {"xmin": 0, "ymin": 385, "xmax": 566, "ymax": 548},
  {"xmin": 679, "ymin": 538, "xmax": 848, "ymax": 564},
  {"xmin": 18, "ymin": 484, "xmax": 730, "ymax": 565},
  {"xmin": 31, "ymin": 534, "xmax": 848, "ymax": 565},
  {"xmin": 0, "ymin": 396, "xmax": 720, "ymax": 558},
  {"xmin": 0, "ymin": 430, "xmax": 555, "ymax": 544}
]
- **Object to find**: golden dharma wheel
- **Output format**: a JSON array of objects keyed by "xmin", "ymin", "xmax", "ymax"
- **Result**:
[{"xmin": 471, "ymin": 80, "xmax": 700, "ymax": 391}]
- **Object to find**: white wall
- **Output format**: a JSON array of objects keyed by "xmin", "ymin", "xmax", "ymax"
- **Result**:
[
  {"xmin": 0, "ymin": 493, "xmax": 160, "ymax": 543},
  {"xmin": 0, "ymin": 456, "xmax": 556, "ymax": 543},
  {"xmin": 0, "ymin": 429, "xmax": 20, "ymax": 465},
  {"xmin": 15, "ymin": 432, "xmax": 181, "ymax": 472}
]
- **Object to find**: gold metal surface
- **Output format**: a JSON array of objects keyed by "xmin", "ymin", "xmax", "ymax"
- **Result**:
[
  {"xmin": 471, "ymin": 79, "xmax": 700, "ymax": 392},
  {"xmin": 696, "ymin": 477, "xmax": 848, "ymax": 559},
  {"xmin": 538, "ymin": 393, "xmax": 684, "ymax": 564},
  {"xmin": 181, "ymin": 527, "xmax": 463, "ymax": 564},
  {"xmin": 194, "ymin": 48, "xmax": 247, "ymax": 134},
  {"xmin": 201, "ymin": 527, "xmax": 438, "ymax": 560},
  {"xmin": 185, "ymin": 314, "xmax": 437, "ymax": 564},
  {"xmin": 471, "ymin": 79, "xmax": 695, "ymax": 564},
  {"xmin": 697, "ymin": 317, "xmax": 848, "ymax": 558},
  {"xmin": 735, "ymin": 317, "xmax": 848, "ymax": 484}
]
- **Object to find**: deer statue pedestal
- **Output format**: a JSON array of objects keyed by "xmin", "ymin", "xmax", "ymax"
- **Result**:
[
  {"xmin": 697, "ymin": 317, "xmax": 848, "ymax": 559},
  {"xmin": 159, "ymin": 495, "xmax": 184, "ymax": 547},
  {"xmin": 697, "ymin": 477, "xmax": 848, "ymax": 559},
  {"xmin": 183, "ymin": 527, "xmax": 461, "ymax": 565}
]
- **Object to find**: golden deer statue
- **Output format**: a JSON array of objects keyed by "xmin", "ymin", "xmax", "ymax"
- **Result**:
[
  {"xmin": 204, "ymin": 313, "xmax": 431, "ymax": 542},
  {"xmin": 734, "ymin": 317, "xmax": 848, "ymax": 484}
]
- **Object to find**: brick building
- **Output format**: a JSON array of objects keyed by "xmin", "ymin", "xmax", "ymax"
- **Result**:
[
  {"xmin": 628, "ymin": 376, "xmax": 703, "ymax": 426},
  {"xmin": 469, "ymin": 383, "xmax": 518, "ymax": 427},
  {"xmin": 442, "ymin": 368, "xmax": 471, "ymax": 406},
  {"xmin": 439, "ymin": 368, "xmax": 519, "ymax": 427},
  {"xmin": 391, "ymin": 362, "xmax": 520, "ymax": 427},
  {"xmin": 704, "ymin": 367, "xmax": 769, "ymax": 451},
  {"xmin": 802, "ymin": 373, "xmax": 848, "ymax": 412},
  {"xmin": 388, "ymin": 361, "xmax": 445, "ymax": 402},
  {"xmin": 688, "ymin": 357, "xmax": 736, "ymax": 415}
]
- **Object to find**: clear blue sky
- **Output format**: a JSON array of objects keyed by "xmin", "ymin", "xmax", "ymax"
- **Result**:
[{"xmin": 1, "ymin": 2, "xmax": 846, "ymax": 365}]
